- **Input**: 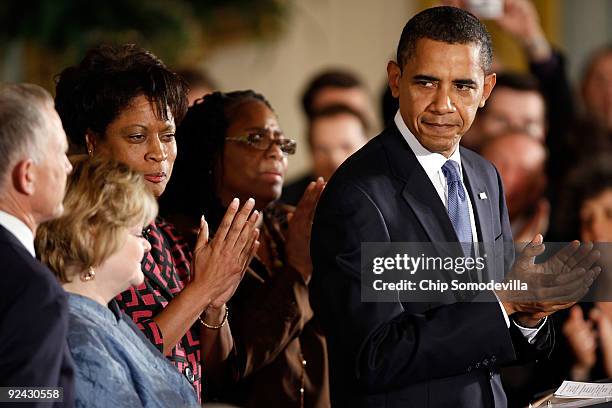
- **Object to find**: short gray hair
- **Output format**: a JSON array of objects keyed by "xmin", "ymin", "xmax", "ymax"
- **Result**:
[{"xmin": 0, "ymin": 83, "xmax": 51, "ymax": 189}]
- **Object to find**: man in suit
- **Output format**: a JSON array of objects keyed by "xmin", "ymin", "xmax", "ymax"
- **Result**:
[
  {"xmin": 0, "ymin": 83, "xmax": 74, "ymax": 406},
  {"xmin": 310, "ymin": 7, "xmax": 597, "ymax": 407}
]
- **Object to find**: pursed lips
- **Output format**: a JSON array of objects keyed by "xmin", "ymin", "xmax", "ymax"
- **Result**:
[
  {"xmin": 259, "ymin": 168, "xmax": 284, "ymax": 180},
  {"xmin": 144, "ymin": 171, "xmax": 167, "ymax": 183},
  {"xmin": 421, "ymin": 120, "xmax": 459, "ymax": 127},
  {"xmin": 260, "ymin": 164, "xmax": 284, "ymax": 176}
]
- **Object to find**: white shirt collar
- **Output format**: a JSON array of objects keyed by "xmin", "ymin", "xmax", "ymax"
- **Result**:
[
  {"xmin": 393, "ymin": 110, "xmax": 463, "ymax": 180},
  {"xmin": 0, "ymin": 210, "xmax": 36, "ymax": 257}
]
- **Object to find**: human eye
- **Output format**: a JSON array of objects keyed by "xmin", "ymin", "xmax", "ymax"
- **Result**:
[
  {"xmin": 280, "ymin": 139, "xmax": 297, "ymax": 154},
  {"xmin": 128, "ymin": 134, "xmax": 146, "ymax": 143},
  {"xmin": 455, "ymin": 83, "xmax": 476, "ymax": 92},
  {"xmin": 161, "ymin": 133, "xmax": 175, "ymax": 142},
  {"xmin": 133, "ymin": 227, "xmax": 145, "ymax": 238},
  {"xmin": 247, "ymin": 133, "xmax": 265, "ymax": 143},
  {"xmin": 416, "ymin": 80, "xmax": 435, "ymax": 88}
]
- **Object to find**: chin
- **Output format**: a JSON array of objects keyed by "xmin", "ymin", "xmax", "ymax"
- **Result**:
[
  {"xmin": 52, "ymin": 204, "xmax": 65, "ymax": 219},
  {"xmin": 130, "ymin": 271, "xmax": 145, "ymax": 287},
  {"xmin": 145, "ymin": 181, "xmax": 166, "ymax": 199}
]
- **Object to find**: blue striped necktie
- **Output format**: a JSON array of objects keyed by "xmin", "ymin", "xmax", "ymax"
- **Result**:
[{"xmin": 441, "ymin": 160, "xmax": 473, "ymax": 247}]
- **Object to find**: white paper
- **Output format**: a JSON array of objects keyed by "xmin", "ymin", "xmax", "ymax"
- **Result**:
[{"xmin": 554, "ymin": 381, "xmax": 612, "ymax": 399}]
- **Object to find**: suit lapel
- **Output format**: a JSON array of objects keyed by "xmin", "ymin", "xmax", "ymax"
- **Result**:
[
  {"xmin": 379, "ymin": 126, "xmax": 459, "ymax": 258},
  {"xmin": 461, "ymin": 150, "xmax": 503, "ymax": 282},
  {"xmin": 460, "ymin": 152, "xmax": 493, "ymax": 244}
]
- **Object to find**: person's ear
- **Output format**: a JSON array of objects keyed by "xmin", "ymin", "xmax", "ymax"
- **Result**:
[
  {"xmin": 387, "ymin": 60, "xmax": 402, "ymax": 98},
  {"xmin": 479, "ymin": 73, "xmax": 496, "ymax": 108},
  {"xmin": 12, "ymin": 159, "xmax": 36, "ymax": 196}
]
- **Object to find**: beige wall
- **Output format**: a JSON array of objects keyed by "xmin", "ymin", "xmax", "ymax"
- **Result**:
[{"xmin": 202, "ymin": 0, "xmax": 417, "ymax": 182}]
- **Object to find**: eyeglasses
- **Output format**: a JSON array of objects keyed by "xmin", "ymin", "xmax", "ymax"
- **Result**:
[{"xmin": 226, "ymin": 130, "xmax": 297, "ymax": 155}]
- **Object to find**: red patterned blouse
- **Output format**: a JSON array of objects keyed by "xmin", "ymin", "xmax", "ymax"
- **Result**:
[{"xmin": 115, "ymin": 218, "xmax": 202, "ymax": 402}]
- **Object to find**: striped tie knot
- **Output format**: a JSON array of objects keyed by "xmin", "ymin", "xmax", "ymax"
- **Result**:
[{"xmin": 442, "ymin": 160, "xmax": 465, "ymax": 200}]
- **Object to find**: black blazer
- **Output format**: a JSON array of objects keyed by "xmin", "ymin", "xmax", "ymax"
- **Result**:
[
  {"xmin": 0, "ymin": 224, "xmax": 74, "ymax": 407},
  {"xmin": 310, "ymin": 125, "xmax": 552, "ymax": 408}
]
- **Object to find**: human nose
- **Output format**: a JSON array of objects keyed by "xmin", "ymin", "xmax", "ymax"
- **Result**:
[
  {"xmin": 141, "ymin": 237, "xmax": 152, "ymax": 253},
  {"xmin": 64, "ymin": 154, "xmax": 73, "ymax": 174},
  {"xmin": 265, "ymin": 139, "xmax": 284, "ymax": 160},
  {"xmin": 146, "ymin": 136, "xmax": 168, "ymax": 162},
  {"xmin": 430, "ymin": 86, "xmax": 455, "ymax": 114}
]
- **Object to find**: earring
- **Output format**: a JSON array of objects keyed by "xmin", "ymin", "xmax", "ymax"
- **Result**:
[
  {"xmin": 80, "ymin": 266, "xmax": 96, "ymax": 282},
  {"xmin": 87, "ymin": 149, "xmax": 93, "ymax": 156}
]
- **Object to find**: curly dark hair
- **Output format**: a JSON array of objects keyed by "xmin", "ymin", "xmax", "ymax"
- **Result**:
[
  {"xmin": 556, "ymin": 154, "xmax": 612, "ymax": 240},
  {"xmin": 160, "ymin": 90, "xmax": 272, "ymax": 227},
  {"xmin": 397, "ymin": 6, "xmax": 493, "ymax": 73},
  {"xmin": 55, "ymin": 44, "xmax": 188, "ymax": 151}
]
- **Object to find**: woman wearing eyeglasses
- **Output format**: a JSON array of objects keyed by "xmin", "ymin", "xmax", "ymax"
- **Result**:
[{"xmin": 161, "ymin": 90, "xmax": 330, "ymax": 407}]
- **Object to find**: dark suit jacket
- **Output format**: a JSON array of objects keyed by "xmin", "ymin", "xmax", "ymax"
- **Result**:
[
  {"xmin": 0, "ymin": 224, "xmax": 74, "ymax": 407},
  {"xmin": 310, "ymin": 125, "xmax": 553, "ymax": 408}
]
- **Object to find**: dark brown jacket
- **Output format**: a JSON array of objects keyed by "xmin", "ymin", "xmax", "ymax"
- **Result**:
[{"xmin": 219, "ymin": 202, "xmax": 330, "ymax": 408}]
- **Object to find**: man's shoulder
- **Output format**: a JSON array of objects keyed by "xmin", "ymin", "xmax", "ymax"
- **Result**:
[
  {"xmin": 315, "ymin": 128, "xmax": 410, "ymax": 220},
  {"xmin": 460, "ymin": 145, "xmax": 499, "ymax": 180},
  {"xmin": 330, "ymin": 127, "xmax": 400, "ymax": 184},
  {"xmin": 0, "ymin": 232, "xmax": 65, "ymax": 309}
]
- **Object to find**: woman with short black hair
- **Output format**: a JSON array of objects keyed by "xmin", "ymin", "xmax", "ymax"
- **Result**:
[{"xmin": 55, "ymin": 44, "xmax": 259, "ymax": 402}]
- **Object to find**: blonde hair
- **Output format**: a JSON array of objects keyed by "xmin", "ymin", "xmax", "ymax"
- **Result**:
[{"xmin": 36, "ymin": 156, "xmax": 158, "ymax": 283}]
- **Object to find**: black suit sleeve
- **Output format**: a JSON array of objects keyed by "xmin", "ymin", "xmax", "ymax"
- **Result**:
[
  {"xmin": 493, "ymin": 163, "xmax": 555, "ymax": 362},
  {"xmin": 311, "ymin": 182, "xmax": 520, "ymax": 394},
  {"xmin": 0, "ymin": 266, "xmax": 69, "ymax": 392}
]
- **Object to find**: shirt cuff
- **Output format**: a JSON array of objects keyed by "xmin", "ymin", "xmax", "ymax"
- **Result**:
[
  {"xmin": 513, "ymin": 316, "xmax": 547, "ymax": 344},
  {"xmin": 495, "ymin": 293, "xmax": 546, "ymax": 344}
]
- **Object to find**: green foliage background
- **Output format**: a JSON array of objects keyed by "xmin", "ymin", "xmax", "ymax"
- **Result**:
[{"xmin": 0, "ymin": 0, "xmax": 290, "ymax": 84}]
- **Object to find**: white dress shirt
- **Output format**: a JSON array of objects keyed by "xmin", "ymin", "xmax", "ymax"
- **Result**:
[
  {"xmin": 394, "ymin": 111, "xmax": 543, "ymax": 342},
  {"xmin": 0, "ymin": 210, "xmax": 36, "ymax": 257}
]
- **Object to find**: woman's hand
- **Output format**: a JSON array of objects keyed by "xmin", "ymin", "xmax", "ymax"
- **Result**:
[
  {"xmin": 590, "ymin": 306, "xmax": 612, "ymax": 378},
  {"xmin": 563, "ymin": 305, "xmax": 597, "ymax": 380},
  {"xmin": 285, "ymin": 178, "xmax": 325, "ymax": 283},
  {"xmin": 191, "ymin": 198, "xmax": 260, "ymax": 308}
]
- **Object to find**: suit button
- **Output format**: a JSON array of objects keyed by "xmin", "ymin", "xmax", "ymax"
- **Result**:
[{"xmin": 184, "ymin": 366, "xmax": 195, "ymax": 384}]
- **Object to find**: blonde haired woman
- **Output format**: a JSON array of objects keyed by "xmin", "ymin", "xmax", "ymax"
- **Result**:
[{"xmin": 36, "ymin": 157, "xmax": 199, "ymax": 407}]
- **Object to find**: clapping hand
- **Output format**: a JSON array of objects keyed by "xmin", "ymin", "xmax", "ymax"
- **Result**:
[
  {"xmin": 497, "ymin": 235, "xmax": 601, "ymax": 326},
  {"xmin": 285, "ymin": 178, "xmax": 326, "ymax": 283},
  {"xmin": 191, "ymin": 198, "xmax": 260, "ymax": 308}
]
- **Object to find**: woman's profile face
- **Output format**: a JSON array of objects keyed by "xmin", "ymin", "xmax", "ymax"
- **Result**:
[
  {"xmin": 216, "ymin": 100, "xmax": 288, "ymax": 209},
  {"xmin": 99, "ymin": 224, "xmax": 151, "ymax": 291},
  {"xmin": 580, "ymin": 188, "xmax": 612, "ymax": 242},
  {"xmin": 89, "ymin": 95, "xmax": 177, "ymax": 198}
]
